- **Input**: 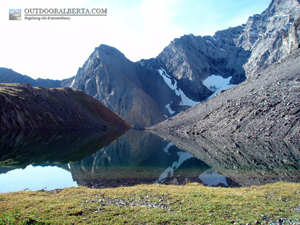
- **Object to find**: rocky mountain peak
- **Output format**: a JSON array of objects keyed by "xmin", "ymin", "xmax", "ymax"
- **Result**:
[
  {"xmin": 262, "ymin": 0, "xmax": 300, "ymax": 17},
  {"xmin": 233, "ymin": 0, "xmax": 300, "ymax": 78},
  {"xmin": 156, "ymin": 27, "xmax": 249, "ymax": 102},
  {"xmin": 80, "ymin": 44, "xmax": 131, "ymax": 74},
  {"xmin": 71, "ymin": 44, "xmax": 165, "ymax": 128},
  {"xmin": 96, "ymin": 44, "xmax": 128, "ymax": 64}
]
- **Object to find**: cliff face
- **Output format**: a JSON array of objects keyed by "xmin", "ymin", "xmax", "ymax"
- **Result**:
[
  {"xmin": 282, "ymin": 16, "xmax": 300, "ymax": 54},
  {"xmin": 134, "ymin": 58, "xmax": 183, "ymax": 118},
  {"xmin": 237, "ymin": 0, "xmax": 300, "ymax": 77},
  {"xmin": 149, "ymin": 48, "xmax": 300, "ymax": 141},
  {"xmin": 129, "ymin": 0, "xmax": 300, "ymax": 122},
  {"xmin": 0, "ymin": 83, "xmax": 130, "ymax": 131},
  {"xmin": 70, "ymin": 45, "xmax": 165, "ymax": 129},
  {"xmin": 156, "ymin": 31, "xmax": 250, "ymax": 101},
  {"xmin": 149, "ymin": 0, "xmax": 300, "ymax": 103}
]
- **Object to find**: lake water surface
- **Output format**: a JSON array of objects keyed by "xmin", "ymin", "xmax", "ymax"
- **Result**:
[{"xmin": 0, "ymin": 130, "xmax": 299, "ymax": 192}]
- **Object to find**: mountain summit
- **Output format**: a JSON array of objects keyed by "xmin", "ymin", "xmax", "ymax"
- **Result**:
[
  {"xmin": 262, "ymin": 0, "xmax": 300, "ymax": 17},
  {"xmin": 236, "ymin": 0, "xmax": 300, "ymax": 77},
  {"xmin": 2, "ymin": 0, "xmax": 300, "ymax": 129},
  {"xmin": 70, "ymin": 44, "xmax": 165, "ymax": 128},
  {"xmin": 66, "ymin": 0, "xmax": 300, "ymax": 128}
]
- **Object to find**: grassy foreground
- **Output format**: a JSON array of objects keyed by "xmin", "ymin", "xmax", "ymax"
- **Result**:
[{"xmin": 0, "ymin": 182, "xmax": 299, "ymax": 224}]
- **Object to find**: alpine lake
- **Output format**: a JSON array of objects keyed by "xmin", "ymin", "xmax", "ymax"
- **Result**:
[{"xmin": 0, "ymin": 129, "xmax": 299, "ymax": 193}]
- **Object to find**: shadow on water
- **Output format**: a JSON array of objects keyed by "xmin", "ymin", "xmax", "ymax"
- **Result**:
[
  {"xmin": 0, "ymin": 129, "xmax": 127, "ymax": 167},
  {"xmin": 1, "ymin": 129, "xmax": 299, "ymax": 191}
]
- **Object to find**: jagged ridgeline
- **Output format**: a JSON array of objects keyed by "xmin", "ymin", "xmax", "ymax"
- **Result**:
[{"xmin": 1, "ymin": 0, "xmax": 299, "ymax": 129}]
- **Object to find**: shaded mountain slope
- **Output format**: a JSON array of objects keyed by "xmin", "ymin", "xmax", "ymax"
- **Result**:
[
  {"xmin": 149, "ymin": 48, "xmax": 300, "ymax": 141},
  {"xmin": 70, "ymin": 44, "xmax": 165, "ymax": 128},
  {"xmin": 156, "ymin": 30, "xmax": 250, "ymax": 101},
  {"xmin": 0, "ymin": 83, "xmax": 130, "ymax": 131}
]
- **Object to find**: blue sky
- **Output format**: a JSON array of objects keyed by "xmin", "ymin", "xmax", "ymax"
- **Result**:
[
  {"xmin": 0, "ymin": 0, "xmax": 271, "ymax": 79},
  {"xmin": 9, "ymin": 9, "xmax": 21, "ymax": 14}
]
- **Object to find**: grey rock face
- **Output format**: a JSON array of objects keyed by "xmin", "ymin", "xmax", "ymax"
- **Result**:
[
  {"xmin": 70, "ymin": 45, "xmax": 165, "ymax": 128},
  {"xmin": 135, "ymin": 58, "xmax": 190, "ymax": 117},
  {"xmin": 237, "ymin": 0, "xmax": 300, "ymax": 77},
  {"xmin": 149, "ymin": 49, "xmax": 300, "ymax": 141},
  {"xmin": 70, "ymin": 0, "xmax": 300, "ymax": 128},
  {"xmin": 282, "ymin": 16, "xmax": 300, "ymax": 54},
  {"xmin": 149, "ymin": 0, "xmax": 300, "ymax": 102},
  {"xmin": 157, "ymin": 31, "xmax": 250, "ymax": 101}
]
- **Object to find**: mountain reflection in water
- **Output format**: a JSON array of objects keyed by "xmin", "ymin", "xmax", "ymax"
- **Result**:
[
  {"xmin": 156, "ymin": 133, "xmax": 300, "ymax": 187},
  {"xmin": 67, "ymin": 130, "xmax": 217, "ymax": 188},
  {"xmin": 0, "ymin": 129, "xmax": 299, "ymax": 192}
]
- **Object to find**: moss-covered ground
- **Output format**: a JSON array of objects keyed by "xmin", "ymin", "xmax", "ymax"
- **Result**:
[{"xmin": 0, "ymin": 182, "xmax": 299, "ymax": 224}]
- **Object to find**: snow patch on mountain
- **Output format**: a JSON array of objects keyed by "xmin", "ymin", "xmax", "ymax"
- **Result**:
[
  {"xmin": 70, "ymin": 78, "xmax": 76, "ymax": 88},
  {"xmin": 158, "ymin": 68, "xmax": 200, "ymax": 107},
  {"xmin": 203, "ymin": 75, "xmax": 236, "ymax": 99}
]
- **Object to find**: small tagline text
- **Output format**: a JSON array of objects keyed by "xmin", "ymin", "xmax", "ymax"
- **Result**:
[{"xmin": 25, "ymin": 16, "xmax": 71, "ymax": 21}]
